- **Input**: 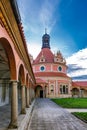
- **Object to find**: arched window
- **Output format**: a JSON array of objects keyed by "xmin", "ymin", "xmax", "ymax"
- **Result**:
[
  {"xmin": 60, "ymin": 84, "xmax": 68, "ymax": 94},
  {"xmin": 50, "ymin": 85, "xmax": 54, "ymax": 94}
]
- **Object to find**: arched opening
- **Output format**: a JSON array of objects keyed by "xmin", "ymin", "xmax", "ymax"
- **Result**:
[
  {"xmin": 18, "ymin": 64, "xmax": 25, "ymax": 113},
  {"xmin": 35, "ymin": 85, "xmax": 44, "ymax": 98},
  {"xmin": 18, "ymin": 64, "xmax": 25, "ymax": 85},
  {"xmin": 83, "ymin": 89, "xmax": 87, "ymax": 97},
  {"xmin": 0, "ymin": 38, "xmax": 16, "ymax": 128},
  {"xmin": 71, "ymin": 88, "xmax": 79, "ymax": 97}
]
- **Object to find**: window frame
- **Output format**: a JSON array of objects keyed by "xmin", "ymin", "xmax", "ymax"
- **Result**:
[
  {"xmin": 58, "ymin": 66, "xmax": 62, "ymax": 72},
  {"xmin": 40, "ymin": 65, "xmax": 45, "ymax": 72},
  {"xmin": 60, "ymin": 84, "xmax": 68, "ymax": 94}
]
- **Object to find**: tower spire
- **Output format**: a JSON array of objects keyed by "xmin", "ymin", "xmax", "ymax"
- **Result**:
[{"xmin": 45, "ymin": 28, "xmax": 47, "ymax": 34}]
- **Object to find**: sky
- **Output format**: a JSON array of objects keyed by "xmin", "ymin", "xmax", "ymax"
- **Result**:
[{"xmin": 17, "ymin": 0, "xmax": 87, "ymax": 81}]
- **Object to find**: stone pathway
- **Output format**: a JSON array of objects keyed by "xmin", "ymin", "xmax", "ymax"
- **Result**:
[{"xmin": 28, "ymin": 98, "xmax": 87, "ymax": 130}]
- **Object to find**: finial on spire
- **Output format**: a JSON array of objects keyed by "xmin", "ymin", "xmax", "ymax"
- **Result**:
[{"xmin": 45, "ymin": 28, "xmax": 47, "ymax": 34}]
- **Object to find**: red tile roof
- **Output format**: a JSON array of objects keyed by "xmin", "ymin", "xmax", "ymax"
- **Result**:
[
  {"xmin": 34, "ymin": 72, "xmax": 70, "ymax": 78},
  {"xmin": 36, "ymin": 78, "xmax": 47, "ymax": 84},
  {"xmin": 33, "ymin": 48, "xmax": 54, "ymax": 64},
  {"xmin": 74, "ymin": 81, "xmax": 87, "ymax": 87},
  {"xmin": 72, "ymin": 81, "xmax": 79, "ymax": 87}
]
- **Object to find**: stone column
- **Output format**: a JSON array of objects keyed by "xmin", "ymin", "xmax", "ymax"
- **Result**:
[
  {"xmin": 56, "ymin": 80, "xmax": 58, "ymax": 97},
  {"xmin": 31, "ymin": 88, "xmax": 34, "ymax": 101},
  {"xmin": 21, "ymin": 85, "xmax": 26, "ymax": 114},
  {"xmin": 26, "ymin": 87, "xmax": 29, "ymax": 108},
  {"xmin": 30, "ymin": 88, "xmax": 32, "ymax": 104},
  {"xmin": 79, "ymin": 89, "xmax": 82, "ymax": 97},
  {"xmin": 29, "ymin": 87, "xmax": 31, "ymax": 104},
  {"xmin": 29, "ymin": 81, "xmax": 32, "ymax": 104},
  {"xmin": 8, "ymin": 81, "xmax": 18, "ymax": 128}
]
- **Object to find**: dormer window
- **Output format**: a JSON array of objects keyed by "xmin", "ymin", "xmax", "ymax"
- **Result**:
[
  {"xmin": 56, "ymin": 58, "xmax": 59, "ymax": 62},
  {"xmin": 40, "ymin": 58, "xmax": 45, "ymax": 62},
  {"xmin": 39, "ymin": 52, "xmax": 45, "ymax": 62}
]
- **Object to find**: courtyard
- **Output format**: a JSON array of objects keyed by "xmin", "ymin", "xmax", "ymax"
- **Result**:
[{"xmin": 27, "ymin": 98, "xmax": 87, "ymax": 130}]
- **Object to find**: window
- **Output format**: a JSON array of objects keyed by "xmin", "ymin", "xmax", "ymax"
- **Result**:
[
  {"xmin": 60, "ymin": 84, "xmax": 68, "ymax": 94},
  {"xmin": 40, "ymin": 66, "xmax": 45, "ymax": 71},
  {"xmin": 50, "ymin": 85, "xmax": 54, "ymax": 94},
  {"xmin": 58, "ymin": 66, "xmax": 62, "ymax": 72},
  {"xmin": 40, "ymin": 58, "xmax": 45, "ymax": 62}
]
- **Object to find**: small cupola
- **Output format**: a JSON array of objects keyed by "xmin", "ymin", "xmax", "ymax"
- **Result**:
[{"xmin": 42, "ymin": 28, "xmax": 50, "ymax": 49}]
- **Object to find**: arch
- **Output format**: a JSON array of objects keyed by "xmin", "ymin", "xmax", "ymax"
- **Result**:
[
  {"xmin": 0, "ymin": 37, "xmax": 16, "ymax": 80},
  {"xmin": 18, "ymin": 64, "xmax": 25, "ymax": 85},
  {"xmin": 35, "ymin": 85, "xmax": 44, "ymax": 98},
  {"xmin": 71, "ymin": 88, "xmax": 79, "ymax": 97}
]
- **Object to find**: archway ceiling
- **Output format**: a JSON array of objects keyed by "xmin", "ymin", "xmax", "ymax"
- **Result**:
[{"xmin": 0, "ymin": 43, "xmax": 10, "ymax": 79}]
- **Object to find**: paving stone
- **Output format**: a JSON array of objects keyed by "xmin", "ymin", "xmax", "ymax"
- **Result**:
[{"xmin": 27, "ymin": 98, "xmax": 87, "ymax": 130}]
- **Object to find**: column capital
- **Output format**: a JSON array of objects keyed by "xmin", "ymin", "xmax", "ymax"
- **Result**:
[
  {"xmin": 9, "ymin": 80, "xmax": 18, "ymax": 83},
  {"xmin": 21, "ymin": 84, "xmax": 26, "ymax": 87}
]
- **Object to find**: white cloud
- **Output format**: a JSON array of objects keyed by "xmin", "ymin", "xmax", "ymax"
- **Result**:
[
  {"xmin": 27, "ymin": 42, "xmax": 41, "ymax": 59},
  {"xmin": 39, "ymin": 0, "xmax": 60, "ymax": 33},
  {"xmin": 18, "ymin": 0, "xmax": 60, "ymax": 37},
  {"xmin": 66, "ymin": 48, "xmax": 87, "ymax": 78}
]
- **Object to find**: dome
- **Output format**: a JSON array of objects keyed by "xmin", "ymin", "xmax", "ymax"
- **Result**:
[
  {"xmin": 42, "ymin": 33, "xmax": 50, "ymax": 39},
  {"xmin": 33, "ymin": 48, "xmax": 54, "ymax": 64}
]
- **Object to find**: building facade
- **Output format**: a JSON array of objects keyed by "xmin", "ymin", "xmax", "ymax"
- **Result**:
[
  {"xmin": 72, "ymin": 81, "xmax": 87, "ymax": 97},
  {"xmin": 31, "ymin": 31, "xmax": 87, "ymax": 98},
  {"xmin": 0, "ymin": 0, "xmax": 35, "ymax": 129},
  {"xmin": 32, "ymin": 31, "xmax": 72, "ymax": 98}
]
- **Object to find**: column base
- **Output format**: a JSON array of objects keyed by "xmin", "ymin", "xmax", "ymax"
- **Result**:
[
  {"xmin": 21, "ymin": 109, "xmax": 26, "ymax": 114},
  {"xmin": 8, "ymin": 121, "xmax": 18, "ymax": 129},
  {"xmin": 26, "ymin": 105, "xmax": 30, "ymax": 108}
]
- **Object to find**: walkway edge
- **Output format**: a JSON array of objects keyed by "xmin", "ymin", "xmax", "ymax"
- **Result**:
[{"xmin": 8, "ymin": 99, "xmax": 35, "ymax": 130}]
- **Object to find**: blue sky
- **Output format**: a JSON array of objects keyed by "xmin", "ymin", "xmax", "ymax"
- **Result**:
[{"xmin": 17, "ymin": 0, "xmax": 87, "ymax": 81}]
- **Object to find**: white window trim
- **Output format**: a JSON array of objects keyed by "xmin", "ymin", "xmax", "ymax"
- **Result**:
[
  {"xmin": 58, "ymin": 66, "xmax": 62, "ymax": 72},
  {"xmin": 40, "ymin": 65, "xmax": 46, "ymax": 72}
]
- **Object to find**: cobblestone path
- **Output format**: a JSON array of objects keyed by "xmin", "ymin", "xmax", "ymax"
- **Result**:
[{"xmin": 28, "ymin": 98, "xmax": 87, "ymax": 130}]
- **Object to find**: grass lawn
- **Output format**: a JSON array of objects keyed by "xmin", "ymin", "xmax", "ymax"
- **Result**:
[
  {"xmin": 51, "ymin": 98, "xmax": 87, "ymax": 108},
  {"xmin": 72, "ymin": 112, "xmax": 87, "ymax": 122},
  {"xmin": 52, "ymin": 98, "xmax": 87, "ymax": 122}
]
